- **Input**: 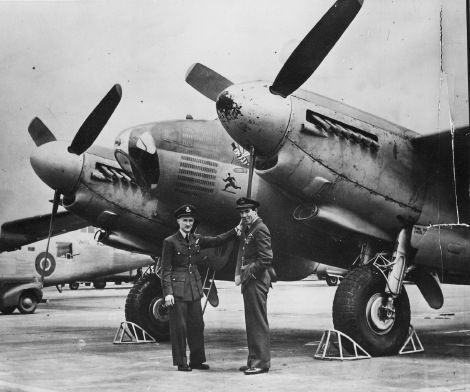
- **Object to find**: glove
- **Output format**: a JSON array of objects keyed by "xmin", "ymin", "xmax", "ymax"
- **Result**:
[{"xmin": 165, "ymin": 294, "xmax": 174, "ymax": 306}]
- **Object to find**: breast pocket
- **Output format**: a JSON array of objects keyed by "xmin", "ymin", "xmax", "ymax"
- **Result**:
[{"xmin": 171, "ymin": 276, "xmax": 186, "ymax": 298}]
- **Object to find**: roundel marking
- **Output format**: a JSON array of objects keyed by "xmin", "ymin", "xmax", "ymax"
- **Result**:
[{"xmin": 35, "ymin": 252, "xmax": 56, "ymax": 277}]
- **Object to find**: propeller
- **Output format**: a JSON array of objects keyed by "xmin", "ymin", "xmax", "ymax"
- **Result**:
[
  {"xmin": 29, "ymin": 84, "xmax": 122, "ymax": 287},
  {"xmin": 40, "ymin": 189, "xmax": 61, "ymax": 290},
  {"xmin": 68, "ymin": 84, "xmax": 122, "ymax": 154},
  {"xmin": 246, "ymin": 146, "xmax": 256, "ymax": 199},
  {"xmin": 270, "ymin": 0, "xmax": 363, "ymax": 97},
  {"xmin": 28, "ymin": 118, "xmax": 57, "ymax": 147},
  {"xmin": 186, "ymin": 1, "xmax": 363, "ymax": 197},
  {"xmin": 185, "ymin": 63, "xmax": 233, "ymax": 102},
  {"xmin": 29, "ymin": 84, "xmax": 122, "ymax": 155}
]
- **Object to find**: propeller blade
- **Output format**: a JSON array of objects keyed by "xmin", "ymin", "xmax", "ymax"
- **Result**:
[
  {"xmin": 246, "ymin": 146, "xmax": 256, "ymax": 199},
  {"xmin": 270, "ymin": 0, "xmax": 363, "ymax": 97},
  {"xmin": 185, "ymin": 63, "xmax": 233, "ymax": 102},
  {"xmin": 28, "ymin": 117, "xmax": 57, "ymax": 147},
  {"xmin": 68, "ymin": 84, "xmax": 122, "ymax": 155},
  {"xmin": 41, "ymin": 189, "xmax": 61, "ymax": 284}
]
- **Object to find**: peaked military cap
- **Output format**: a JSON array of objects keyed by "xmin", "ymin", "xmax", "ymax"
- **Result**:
[
  {"xmin": 235, "ymin": 197, "xmax": 260, "ymax": 210},
  {"xmin": 174, "ymin": 204, "xmax": 197, "ymax": 218}
]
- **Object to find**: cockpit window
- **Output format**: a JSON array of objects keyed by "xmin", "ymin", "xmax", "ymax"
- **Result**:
[
  {"xmin": 114, "ymin": 150, "xmax": 135, "ymax": 179},
  {"xmin": 114, "ymin": 129, "xmax": 159, "ymax": 190},
  {"xmin": 56, "ymin": 242, "xmax": 73, "ymax": 259},
  {"xmin": 134, "ymin": 132, "xmax": 157, "ymax": 155}
]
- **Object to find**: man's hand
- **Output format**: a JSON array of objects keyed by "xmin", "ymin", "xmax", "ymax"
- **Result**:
[
  {"xmin": 165, "ymin": 294, "xmax": 174, "ymax": 307},
  {"xmin": 235, "ymin": 275, "xmax": 241, "ymax": 286},
  {"xmin": 235, "ymin": 219, "xmax": 244, "ymax": 237}
]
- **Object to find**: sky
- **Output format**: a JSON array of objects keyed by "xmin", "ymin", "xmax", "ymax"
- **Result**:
[{"xmin": 0, "ymin": 0, "xmax": 468, "ymax": 223}]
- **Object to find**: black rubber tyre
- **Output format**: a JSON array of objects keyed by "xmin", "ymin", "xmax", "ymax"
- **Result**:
[
  {"xmin": 69, "ymin": 282, "xmax": 79, "ymax": 290},
  {"xmin": 332, "ymin": 265, "xmax": 410, "ymax": 356},
  {"xmin": 0, "ymin": 306, "xmax": 16, "ymax": 314},
  {"xmin": 17, "ymin": 291, "xmax": 38, "ymax": 314},
  {"xmin": 125, "ymin": 275, "xmax": 170, "ymax": 341},
  {"xmin": 325, "ymin": 275, "xmax": 339, "ymax": 286},
  {"xmin": 93, "ymin": 281, "xmax": 106, "ymax": 290}
]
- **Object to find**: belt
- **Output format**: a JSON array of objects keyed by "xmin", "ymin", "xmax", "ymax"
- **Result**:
[{"xmin": 173, "ymin": 266, "xmax": 193, "ymax": 272}]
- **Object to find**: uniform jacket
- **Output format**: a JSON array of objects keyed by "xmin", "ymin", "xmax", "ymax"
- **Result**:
[
  {"xmin": 161, "ymin": 229, "xmax": 236, "ymax": 301},
  {"xmin": 235, "ymin": 217, "xmax": 273, "ymax": 291}
]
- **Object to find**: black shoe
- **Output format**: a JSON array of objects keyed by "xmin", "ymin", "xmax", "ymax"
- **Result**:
[
  {"xmin": 244, "ymin": 367, "xmax": 269, "ymax": 375},
  {"xmin": 190, "ymin": 363, "xmax": 210, "ymax": 370},
  {"xmin": 177, "ymin": 364, "xmax": 192, "ymax": 372},
  {"xmin": 239, "ymin": 365, "xmax": 249, "ymax": 372}
]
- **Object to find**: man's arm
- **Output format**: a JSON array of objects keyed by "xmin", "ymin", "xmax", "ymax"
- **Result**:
[
  {"xmin": 197, "ymin": 228, "xmax": 237, "ymax": 249},
  {"xmin": 161, "ymin": 239, "xmax": 174, "ymax": 298},
  {"xmin": 252, "ymin": 225, "xmax": 273, "ymax": 275}
]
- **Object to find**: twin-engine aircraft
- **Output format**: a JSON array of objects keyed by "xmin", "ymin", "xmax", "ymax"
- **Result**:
[{"xmin": 26, "ymin": 0, "xmax": 468, "ymax": 355}]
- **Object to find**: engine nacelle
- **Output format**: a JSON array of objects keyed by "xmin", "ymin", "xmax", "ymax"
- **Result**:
[
  {"xmin": 411, "ymin": 224, "xmax": 470, "ymax": 282},
  {"xmin": 254, "ymin": 94, "xmax": 428, "ymax": 241}
]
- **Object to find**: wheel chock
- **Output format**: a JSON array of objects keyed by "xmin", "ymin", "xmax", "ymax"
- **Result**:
[
  {"xmin": 113, "ymin": 321, "xmax": 157, "ymax": 344},
  {"xmin": 399, "ymin": 325, "xmax": 423, "ymax": 354},
  {"xmin": 314, "ymin": 329, "xmax": 371, "ymax": 360}
]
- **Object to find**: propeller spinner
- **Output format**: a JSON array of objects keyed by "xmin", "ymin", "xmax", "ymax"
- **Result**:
[{"xmin": 29, "ymin": 84, "xmax": 122, "ymax": 193}]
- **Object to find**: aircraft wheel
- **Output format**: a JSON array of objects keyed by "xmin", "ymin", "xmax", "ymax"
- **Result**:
[
  {"xmin": 69, "ymin": 282, "xmax": 79, "ymax": 290},
  {"xmin": 93, "ymin": 281, "xmax": 106, "ymax": 290},
  {"xmin": 325, "ymin": 275, "xmax": 338, "ymax": 286},
  {"xmin": 1, "ymin": 306, "xmax": 16, "ymax": 314},
  {"xmin": 17, "ymin": 291, "xmax": 39, "ymax": 314},
  {"xmin": 125, "ymin": 274, "xmax": 170, "ymax": 341},
  {"xmin": 332, "ymin": 265, "xmax": 410, "ymax": 356}
]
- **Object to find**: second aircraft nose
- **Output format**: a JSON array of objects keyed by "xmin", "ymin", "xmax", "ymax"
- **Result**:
[
  {"xmin": 216, "ymin": 82, "xmax": 292, "ymax": 157},
  {"xmin": 30, "ymin": 141, "xmax": 83, "ymax": 194}
]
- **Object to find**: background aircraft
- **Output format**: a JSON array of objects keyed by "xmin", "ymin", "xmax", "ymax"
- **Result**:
[
  {"xmin": 1, "ymin": 0, "xmax": 467, "ymax": 355},
  {"xmin": 0, "ymin": 226, "xmax": 153, "ymax": 314}
]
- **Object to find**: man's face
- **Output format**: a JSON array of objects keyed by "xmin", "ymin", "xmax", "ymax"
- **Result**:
[
  {"xmin": 239, "ymin": 208, "xmax": 258, "ymax": 226},
  {"xmin": 177, "ymin": 217, "xmax": 194, "ymax": 233}
]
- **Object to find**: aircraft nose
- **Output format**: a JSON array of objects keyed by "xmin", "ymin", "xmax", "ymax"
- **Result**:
[
  {"xmin": 216, "ymin": 82, "xmax": 292, "ymax": 157},
  {"xmin": 30, "ymin": 141, "xmax": 83, "ymax": 193}
]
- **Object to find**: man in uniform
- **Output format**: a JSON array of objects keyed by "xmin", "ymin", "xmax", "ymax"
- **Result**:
[
  {"xmin": 234, "ymin": 197, "xmax": 274, "ymax": 375},
  {"xmin": 161, "ymin": 204, "xmax": 237, "ymax": 372}
]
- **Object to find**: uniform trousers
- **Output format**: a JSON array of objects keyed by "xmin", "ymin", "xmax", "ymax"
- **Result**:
[
  {"xmin": 168, "ymin": 299, "xmax": 206, "ymax": 366},
  {"xmin": 243, "ymin": 279, "xmax": 271, "ymax": 369}
]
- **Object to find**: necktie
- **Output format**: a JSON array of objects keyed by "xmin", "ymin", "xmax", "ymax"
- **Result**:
[{"xmin": 185, "ymin": 234, "xmax": 189, "ymax": 243}]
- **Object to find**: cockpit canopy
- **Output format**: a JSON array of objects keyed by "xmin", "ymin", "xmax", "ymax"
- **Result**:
[{"xmin": 114, "ymin": 128, "xmax": 159, "ymax": 189}]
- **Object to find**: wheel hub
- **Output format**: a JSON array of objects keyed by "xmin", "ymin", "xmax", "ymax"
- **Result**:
[
  {"xmin": 21, "ymin": 297, "xmax": 34, "ymax": 309},
  {"xmin": 149, "ymin": 297, "xmax": 169, "ymax": 323},
  {"xmin": 366, "ymin": 293, "xmax": 395, "ymax": 334}
]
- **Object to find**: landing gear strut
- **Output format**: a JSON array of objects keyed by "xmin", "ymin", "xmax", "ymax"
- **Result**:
[{"xmin": 333, "ymin": 228, "xmax": 412, "ymax": 356}]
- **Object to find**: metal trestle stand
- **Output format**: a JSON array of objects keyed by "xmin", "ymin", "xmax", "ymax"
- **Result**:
[
  {"xmin": 113, "ymin": 321, "xmax": 157, "ymax": 344},
  {"xmin": 314, "ymin": 329, "xmax": 371, "ymax": 360}
]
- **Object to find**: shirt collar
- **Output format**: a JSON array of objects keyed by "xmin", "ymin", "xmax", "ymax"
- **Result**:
[
  {"xmin": 246, "ymin": 217, "xmax": 259, "ymax": 231},
  {"xmin": 179, "ymin": 229, "xmax": 190, "ymax": 239}
]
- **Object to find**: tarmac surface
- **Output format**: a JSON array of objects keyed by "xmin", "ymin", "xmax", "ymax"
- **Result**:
[{"xmin": 1, "ymin": 279, "xmax": 469, "ymax": 392}]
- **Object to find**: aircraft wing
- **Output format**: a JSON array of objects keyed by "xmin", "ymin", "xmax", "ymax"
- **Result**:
[
  {"xmin": 411, "ymin": 126, "xmax": 469, "ymax": 152},
  {"xmin": 412, "ymin": 126, "xmax": 470, "ymax": 222},
  {"xmin": 0, "ymin": 211, "xmax": 89, "ymax": 252}
]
